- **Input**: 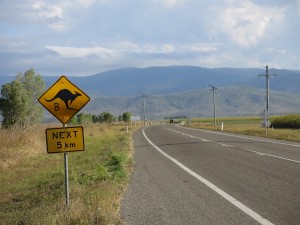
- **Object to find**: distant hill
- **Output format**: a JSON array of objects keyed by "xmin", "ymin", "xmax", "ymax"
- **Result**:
[
  {"xmin": 79, "ymin": 66, "xmax": 261, "ymax": 96},
  {"xmin": 1, "ymin": 66, "xmax": 300, "ymax": 120},
  {"xmin": 1, "ymin": 66, "xmax": 300, "ymax": 96},
  {"xmin": 84, "ymin": 86, "xmax": 300, "ymax": 120},
  {"xmin": 66, "ymin": 66, "xmax": 300, "ymax": 96}
]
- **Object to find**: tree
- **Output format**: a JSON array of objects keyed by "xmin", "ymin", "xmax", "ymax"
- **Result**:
[
  {"xmin": 118, "ymin": 115, "xmax": 123, "ymax": 122},
  {"xmin": 92, "ymin": 115, "xmax": 100, "ymax": 123},
  {"xmin": 123, "ymin": 112, "xmax": 131, "ymax": 123},
  {"xmin": 99, "ymin": 112, "xmax": 113, "ymax": 123},
  {"xmin": 68, "ymin": 116, "xmax": 78, "ymax": 126},
  {"xmin": 0, "ymin": 80, "xmax": 25, "ymax": 128},
  {"xmin": 0, "ymin": 69, "xmax": 45, "ymax": 129},
  {"xmin": 76, "ymin": 113, "xmax": 93, "ymax": 125}
]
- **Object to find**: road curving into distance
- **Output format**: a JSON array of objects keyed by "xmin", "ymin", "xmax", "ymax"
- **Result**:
[{"xmin": 121, "ymin": 124, "xmax": 300, "ymax": 225}]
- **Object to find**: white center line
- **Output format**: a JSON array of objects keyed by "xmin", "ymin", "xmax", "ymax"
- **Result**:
[
  {"xmin": 179, "ymin": 125, "xmax": 300, "ymax": 148},
  {"xmin": 142, "ymin": 127, "xmax": 274, "ymax": 225},
  {"xmin": 169, "ymin": 127, "xmax": 300, "ymax": 164}
]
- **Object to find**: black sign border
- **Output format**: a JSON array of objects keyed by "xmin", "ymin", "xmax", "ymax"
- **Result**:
[{"xmin": 38, "ymin": 75, "xmax": 90, "ymax": 125}]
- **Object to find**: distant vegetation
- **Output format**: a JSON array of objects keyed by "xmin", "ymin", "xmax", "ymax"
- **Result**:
[
  {"xmin": 85, "ymin": 86, "xmax": 300, "ymax": 120},
  {"xmin": 69, "ymin": 112, "xmax": 131, "ymax": 125},
  {"xmin": 270, "ymin": 114, "xmax": 300, "ymax": 129}
]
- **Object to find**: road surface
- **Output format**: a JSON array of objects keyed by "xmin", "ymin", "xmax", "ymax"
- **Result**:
[{"xmin": 121, "ymin": 125, "xmax": 300, "ymax": 225}]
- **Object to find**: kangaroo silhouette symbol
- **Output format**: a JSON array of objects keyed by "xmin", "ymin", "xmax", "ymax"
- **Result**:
[{"xmin": 45, "ymin": 89, "xmax": 82, "ymax": 110}]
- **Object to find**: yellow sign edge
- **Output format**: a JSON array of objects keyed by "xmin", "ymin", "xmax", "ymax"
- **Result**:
[
  {"xmin": 38, "ymin": 75, "xmax": 90, "ymax": 125},
  {"xmin": 45, "ymin": 126, "xmax": 85, "ymax": 154}
]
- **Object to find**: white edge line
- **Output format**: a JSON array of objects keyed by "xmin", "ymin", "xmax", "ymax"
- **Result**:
[{"xmin": 142, "ymin": 127, "xmax": 274, "ymax": 225}]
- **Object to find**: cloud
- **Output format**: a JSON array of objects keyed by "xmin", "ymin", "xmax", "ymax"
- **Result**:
[
  {"xmin": 45, "ymin": 41, "xmax": 221, "ymax": 60},
  {"xmin": 216, "ymin": 1, "xmax": 286, "ymax": 47},
  {"xmin": 243, "ymin": 57, "xmax": 266, "ymax": 68},
  {"xmin": 154, "ymin": 0, "xmax": 186, "ymax": 8},
  {"xmin": 31, "ymin": 2, "xmax": 69, "ymax": 31},
  {"xmin": 74, "ymin": 0, "xmax": 97, "ymax": 8},
  {"xmin": 45, "ymin": 46, "xmax": 116, "ymax": 58},
  {"xmin": 134, "ymin": 44, "xmax": 175, "ymax": 54},
  {"xmin": 0, "ymin": 0, "xmax": 107, "ymax": 32},
  {"xmin": 0, "ymin": 0, "xmax": 299, "ymax": 76},
  {"xmin": 45, "ymin": 43, "xmax": 177, "ymax": 62},
  {"xmin": 267, "ymin": 48, "xmax": 287, "ymax": 56},
  {"xmin": 32, "ymin": 2, "xmax": 63, "ymax": 19},
  {"xmin": 190, "ymin": 45, "xmax": 218, "ymax": 53},
  {"xmin": 71, "ymin": 0, "xmax": 109, "ymax": 7}
]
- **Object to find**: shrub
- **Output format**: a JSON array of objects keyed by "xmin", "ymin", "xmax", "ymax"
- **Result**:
[{"xmin": 270, "ymin": 114, "xmax": 300, "ymax": 129}]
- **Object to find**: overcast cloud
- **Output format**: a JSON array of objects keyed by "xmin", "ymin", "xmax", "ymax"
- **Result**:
[{"xmin": 0, "ymin": 0, "xmax": 299, "ymax": 76}]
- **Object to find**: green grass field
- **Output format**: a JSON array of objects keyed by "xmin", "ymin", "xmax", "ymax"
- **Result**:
[{"xmin": 0, "ymin": 123, "xmax": 135, "ymax": 225}]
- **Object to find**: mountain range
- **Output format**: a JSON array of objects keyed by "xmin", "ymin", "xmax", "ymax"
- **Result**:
[
  {"xmin": 48, "ymin": 66, "xmax": 300, "ymax": 96},
  {"xmin": 1, "ymin": 66, "xmax": 300, "ymax": 120}
]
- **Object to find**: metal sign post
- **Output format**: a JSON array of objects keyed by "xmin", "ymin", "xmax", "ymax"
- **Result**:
[
  {"xmin": 64, "ymin": 151, "xmax": 69, "ymax": 207},
  {"xmin": 64, "ymin": 123, "xmax": 69, "ymax": 208}
]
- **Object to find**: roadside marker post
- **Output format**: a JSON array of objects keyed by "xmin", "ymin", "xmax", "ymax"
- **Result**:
[{"xmin": 39, "ymin": 75, "xmax": 90, "ymax": 208}]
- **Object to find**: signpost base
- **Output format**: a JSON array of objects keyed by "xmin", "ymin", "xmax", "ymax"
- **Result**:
[{"xmin": 64, "ymin": 152, "xmax": 69, "ymax": 208}]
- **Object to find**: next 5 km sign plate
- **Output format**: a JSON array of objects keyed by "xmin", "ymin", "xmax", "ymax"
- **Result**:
[{"xmin": 46, "ymin": 126, "xmax": 84, "ymax": 153}]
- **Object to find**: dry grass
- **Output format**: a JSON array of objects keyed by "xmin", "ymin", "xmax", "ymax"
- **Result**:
[
  {"xmin": 0, "ymin": 123, "xmax": 134, "ymax": 225},
  {"xmin": 0, "ymin": 126, "xmax": 44, "ymax": 169}
]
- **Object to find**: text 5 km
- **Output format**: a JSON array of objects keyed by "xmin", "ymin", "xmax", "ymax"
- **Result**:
[{"xmin": 56, "ymin": 141, "xmax": 76, "ymax": 149}]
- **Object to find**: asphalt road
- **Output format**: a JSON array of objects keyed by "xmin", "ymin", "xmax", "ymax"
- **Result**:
[{"xmin": 121, "ymin": 125, "xmax": 300, "ymax": 225}]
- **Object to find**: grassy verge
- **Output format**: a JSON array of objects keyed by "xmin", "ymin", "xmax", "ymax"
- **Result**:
[
  {"xmin": 188, "ymin": 117, "xmax": 300, "ymax": 142},
  {"xmin": 0, "ymin": 123, "xmax": 134, "ymax": 225}
]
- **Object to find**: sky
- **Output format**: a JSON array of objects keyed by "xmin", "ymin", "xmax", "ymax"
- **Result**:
[{"xmin": 1, "ymin": 0, "xmax": 300, "ymax": 76}]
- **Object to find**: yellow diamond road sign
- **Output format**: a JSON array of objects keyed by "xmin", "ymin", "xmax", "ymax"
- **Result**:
[
  {"xmin": 39, "ymin": 76, "xmax": 90, "ymax": 124},
  {"xmin": 46, "ymin": 126, "xmax": 84, "ymax": 153}
]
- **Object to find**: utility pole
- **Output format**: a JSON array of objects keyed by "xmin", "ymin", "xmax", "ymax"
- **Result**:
[
  {"xmin": 259, "ymin": 65, "xmax": 276, "ymax": 127},
  {"xmin": 141, "ymin": 94, "xmax": 147, "ymax": 125},
  {"xmin": 208, "ymin": 84, "xmax": 217, "ymax": 126}
]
